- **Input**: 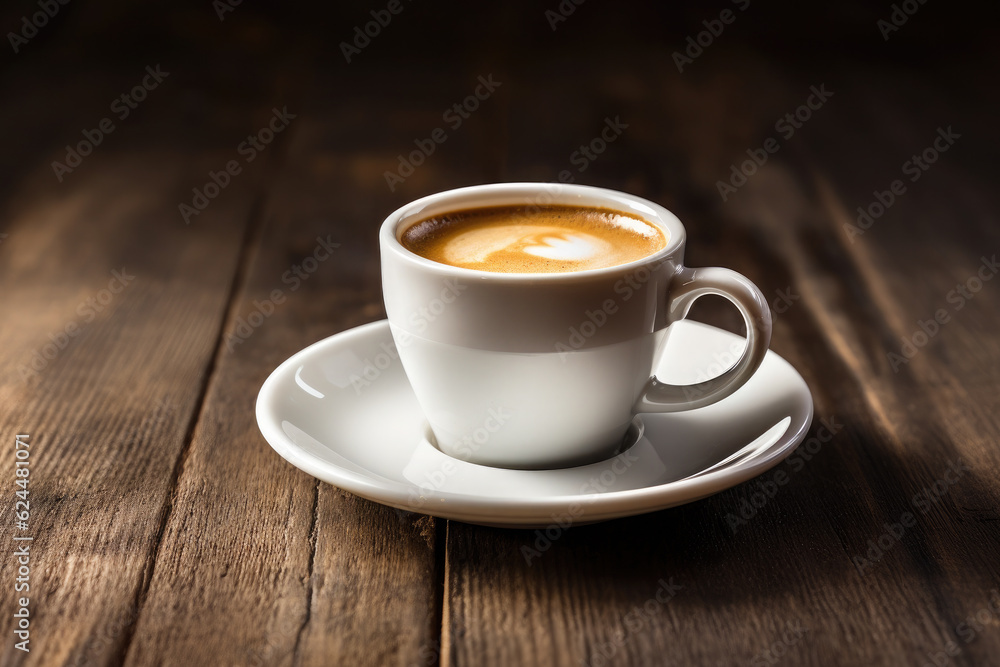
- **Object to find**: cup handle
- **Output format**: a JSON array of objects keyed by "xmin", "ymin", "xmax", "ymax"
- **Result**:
[{"xmin": 634, "ymin": 265, "xmax": 773, "ymax": 413}]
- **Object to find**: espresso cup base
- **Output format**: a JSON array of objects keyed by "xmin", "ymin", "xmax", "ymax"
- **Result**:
[{"xmin": 425, "ymin": 417, "xmax": 645, "ymax": 471}]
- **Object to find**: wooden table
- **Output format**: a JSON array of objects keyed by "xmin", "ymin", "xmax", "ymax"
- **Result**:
[{"xmin": 2, "ymin": 2, "xmax": 998, "ymax": 665}]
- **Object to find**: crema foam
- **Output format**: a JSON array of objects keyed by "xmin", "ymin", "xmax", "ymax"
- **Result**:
[{"xmin": 401, "ymin": 205, "xmax": 667, "ymax": 273}]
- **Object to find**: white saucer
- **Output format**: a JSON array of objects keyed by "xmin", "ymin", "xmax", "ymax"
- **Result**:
[{"xmin": 255, "ymin": 320, "xmax": 814, "ymax": 527}]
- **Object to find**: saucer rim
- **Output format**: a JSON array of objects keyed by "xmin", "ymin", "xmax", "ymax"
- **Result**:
[{"xmin": 256, "ymin": 319, "xmax": 814, "ymax": 525}]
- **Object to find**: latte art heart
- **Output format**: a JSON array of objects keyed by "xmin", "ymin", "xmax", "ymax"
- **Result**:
[
  {"xmin": 402, "ymin": 205, "xmax": 667, "ymax": 274},
  {"xmin": 522, "ymin": 233, "xmax": 605, "ymax": 261}
]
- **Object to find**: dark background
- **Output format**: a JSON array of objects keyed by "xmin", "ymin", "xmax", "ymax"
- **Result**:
[{"xmin": 2, "ymin": 0, "xmax": 995, "ymax": 224}]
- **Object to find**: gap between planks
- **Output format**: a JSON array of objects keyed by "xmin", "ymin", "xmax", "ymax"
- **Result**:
[
  {"xmin": 114, "ymin": 154, "xmax": 282, "ymax": 663},
  {"xmin": 436, "ymin": 518, "xmax": 451, "ymax": 667}
]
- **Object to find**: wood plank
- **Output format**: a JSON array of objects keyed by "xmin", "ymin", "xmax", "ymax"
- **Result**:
[
  {"xmin": 0, "ymin": 2, "xmax": 303, "ymax": 652},
  {"xmin": 121, "ymin": 67, "xmax": 501, "ymax": 664},
  {"xmin": 442, "ymin": 51, "xmax": 1000, "ymax": 667},
  {"xmin": 0, "ymin": 118, "xmax": 274, "ymax": 665}
]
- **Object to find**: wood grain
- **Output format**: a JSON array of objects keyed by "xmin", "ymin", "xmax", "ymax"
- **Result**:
[
  {"xmin": 0, "ymin": 8, "xmax": 312, "ymax": 661},
  {"xmin": 0, "ymin": 120, "xmax": 273, "ymax": 665}
]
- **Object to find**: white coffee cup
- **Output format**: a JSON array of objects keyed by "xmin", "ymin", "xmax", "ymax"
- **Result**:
[{"xmin": 380, "ymin": 183, "xmax": 772, "ymax": 469}]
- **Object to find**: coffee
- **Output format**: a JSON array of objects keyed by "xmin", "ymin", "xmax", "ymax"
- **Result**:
[{"xmin": 401, "ymin": 205, "xmax": 667, "ymax": 274}]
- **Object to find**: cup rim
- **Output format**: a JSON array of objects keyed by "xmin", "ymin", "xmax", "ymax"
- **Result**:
[{"xmin": 379, "ymin": 182, "xmax": 687, "ymax": 282}]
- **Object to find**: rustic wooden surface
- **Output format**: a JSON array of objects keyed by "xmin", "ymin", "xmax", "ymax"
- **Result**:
[{"xmin": 1, "ymin": 1, "xmax": 998, "ymax": 665}]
